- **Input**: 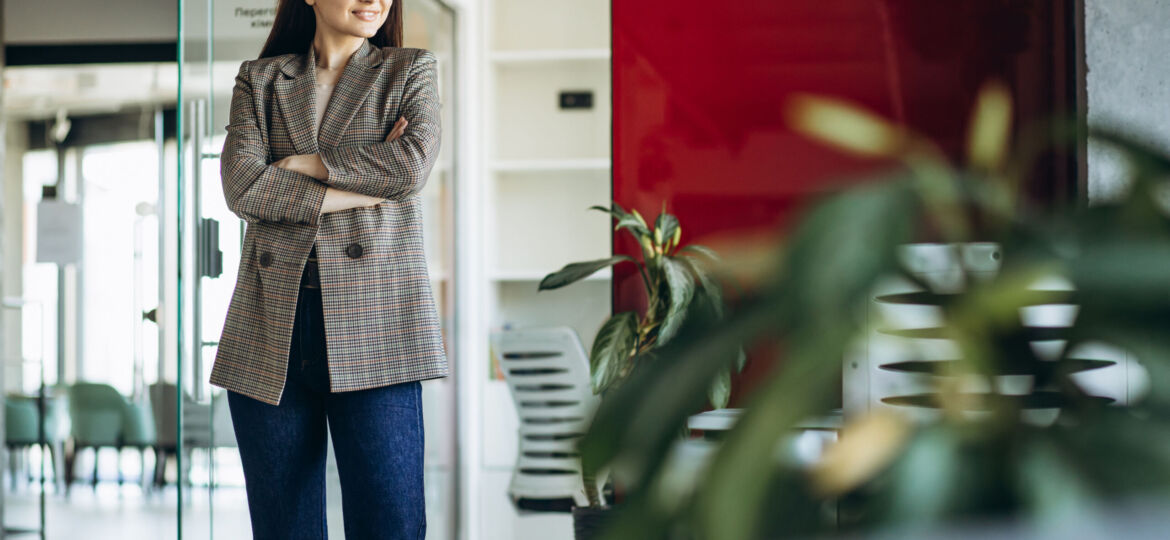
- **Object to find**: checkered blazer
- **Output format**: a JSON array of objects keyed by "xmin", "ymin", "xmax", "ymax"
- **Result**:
[{"xmin": 209, "ymin": 38, "xmax": 448, "ymax": 406}]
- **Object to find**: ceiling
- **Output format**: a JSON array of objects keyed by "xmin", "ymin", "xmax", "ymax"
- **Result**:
[{"xmin": 4, "ymin": 62, "xmax": 177, "ymax": 121}]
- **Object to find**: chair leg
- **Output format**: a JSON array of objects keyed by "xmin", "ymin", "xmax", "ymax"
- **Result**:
[
  {"xmin": 181, "ymin": 447, "xmax": 193, "ymax": 488},
  {"xmin": 23, "ymin": 447, "xmax": 32, "ymax": 485},
  {"xmin": 153, "ymin": 447, "xmax": 165, "ymax": 487},
  {"xmin": 117, "ymin": 446, "xmax": 124, "ymax": 487},
  {"xmin": 92, "ymin": 447, "xmax": 99, "ymax": 491},
  {"xmin": 8, "ymin": 445, "xmax": 17, "ymax": 492},
  {"xmin": 64, "ymin": 445, "xmax": 76, "ymax": 496},
  {"xmin": 48, "ymin": 442, "xmax": 64, "ymax": 494},
  {"xmin": 7, "ymin": 444, "xmax": 14, "ymax": 490}
]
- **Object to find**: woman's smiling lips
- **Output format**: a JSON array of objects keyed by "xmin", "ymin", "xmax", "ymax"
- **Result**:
[{"xmin": 353, "ymin": 9, "xmax": 380, "ymax": 22}]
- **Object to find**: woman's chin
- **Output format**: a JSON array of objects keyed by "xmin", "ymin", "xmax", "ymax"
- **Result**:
[
  {"xmin": 351, "ymin": 22, "xmax": 382, "ymax": 38},
  {"xmin": 324, "ymin": 23, "xmax": 379, "ymax": 39}
]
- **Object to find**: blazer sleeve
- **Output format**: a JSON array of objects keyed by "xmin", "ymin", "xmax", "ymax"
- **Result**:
[
  {"xmin": 220, "ymin": 59, "xmax": 328, "ymax": 226},
  {"xmin": 316, "ymin": 49, "xmax": 442, "ymax": 201}
]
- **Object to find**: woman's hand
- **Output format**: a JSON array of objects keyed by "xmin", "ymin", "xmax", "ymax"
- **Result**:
[
  {"xmin": 271, "ymin": 153, "xmax": 328, "ymax": 180},
  {"xmin": 386, "ymin": 116, "xmax": 408, "ymax": 142},
  {"xmin": 274, "ymin": 116, "xmax": 408, "ymax": 180},
  {"xmin": 320, "ymin": 186, "xmax": 383, "ymax": 214},
  {"xmin": 276, "ymin": 116, "xmax": 410, "ymax": 215}
]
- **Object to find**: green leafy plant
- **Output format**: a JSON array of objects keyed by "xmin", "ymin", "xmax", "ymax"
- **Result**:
[
  {"xmin": 540, "ymin": 203, "xmax": 744, "ymax": 407},
  {"xmin": 574, "ymin": 82, "xmax": 1170, "ymax": 539},
  {"xmin": 539, "ymin": 203, "xmax": 745, "ymax": 509}
]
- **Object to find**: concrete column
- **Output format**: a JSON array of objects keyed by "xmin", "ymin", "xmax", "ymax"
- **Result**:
[{"xmin": 1086, "ymin": 0, "xmax": 1170, "ymax": 202}]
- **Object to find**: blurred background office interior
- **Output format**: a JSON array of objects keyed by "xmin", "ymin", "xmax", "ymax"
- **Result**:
[{"xmin": 0, "ymin": 0, "xmax": 1167, "ymax": 539}]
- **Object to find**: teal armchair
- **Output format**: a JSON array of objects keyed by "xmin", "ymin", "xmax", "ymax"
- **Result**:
[
  {"xmin": 5, "ymin": 392, "xmax": 69, "ymax": 493},
  {"xmin": 65, "ymin": 382, "xmax": 125, "ymax": 492},
  {"xmin": 121, "ymin": 397, "xmax": 157, "ymax": 490}
]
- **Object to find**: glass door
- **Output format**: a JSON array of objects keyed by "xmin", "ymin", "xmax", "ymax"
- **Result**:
[
  {"xmin": 176, "ymin": 1, "xmax": 220, "ymax": 537},
  {"xmin": 177, "ymin": 1, "xmax": 458, "ymax": 538}
]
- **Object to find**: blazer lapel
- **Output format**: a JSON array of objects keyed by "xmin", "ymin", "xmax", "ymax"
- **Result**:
[
  {"xmin": 274, "ymin": 45, "xmax": 317, "ymax": 156},
  {"xmin": 273, "ymin": 38, "xmax": 384, "ymax": 157}
]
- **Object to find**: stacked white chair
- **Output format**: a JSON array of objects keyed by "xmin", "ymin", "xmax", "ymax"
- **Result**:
[{"xmin": 491, "ymin": 327, "xmax": 608, "ymax": 511}]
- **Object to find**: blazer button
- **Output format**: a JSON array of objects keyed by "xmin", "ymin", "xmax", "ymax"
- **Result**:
[
  {"xmin": 346, "ymin": 243, "xmax": 364, "ymax": 259},
  {"xmin": 259, "ymin": 252, "xmax": 273, "ymax": 267}
]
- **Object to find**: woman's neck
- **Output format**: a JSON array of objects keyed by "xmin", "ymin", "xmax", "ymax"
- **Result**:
[{"xmin": 312, "ymin": 34, "xmax": 365, "ymax": 71}]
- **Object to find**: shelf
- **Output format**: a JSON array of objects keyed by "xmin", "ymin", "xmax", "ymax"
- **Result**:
[
  {"xmin": 484, "ymin": 0, "xmax": 614, "ymax": 366},
  {"xmin": 491, "ymin": 58, "xmax": 610, "ymax": 160},
  {"xmin": 490, "ymin": 48, "xmax": 610, "ymax": 63},
  {"xmin": 490, "ymin": 158, "xmax": 610, "ymax": 172},
  {"xmin": 489, "ymin": 0, "xmax": 610, "ymax": 53},
  {"xmin": 490, "ymin": 173, "xmax": 611, "ymax": 272},
  {"xmin": 491, "ymin": 268, "xmax": 612, "ymax": 282}
]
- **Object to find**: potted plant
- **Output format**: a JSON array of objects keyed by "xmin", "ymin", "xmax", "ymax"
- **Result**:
[
  {"xmin": 574, "ymin": 82, "xmax": 1170, "ymax": 539},
  {"xmin": 538, "ymin": 203, "xmax": 745, "ymax": 540}
]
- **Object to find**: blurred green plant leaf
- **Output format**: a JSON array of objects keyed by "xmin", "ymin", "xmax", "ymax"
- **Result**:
[
  {"xmin": 581, "ymin": 86, "xmax": 1170, "ymax": 540},
  {"xmin": 680, "ymin": 256, "xmax": 725, "ymax": 318},
  {"xmin": 589, "ymin": 202, "xmax": 628, "ymax": 219},
  {"xmin": 679, "ymin": 243, "xmax": 722, "ymax": 263},
  {"xmin": 654, "ymin": 212, "xmax": 680, "ymax": 249},
  {"xmin": 883, "ymin": 425, "xmax": 960, "ymax": 526},
  {"xmin": 1017, "ymin": 434, "xmax": 1099, "ymax": 526},
  {"xmin": 695, "ymin": 336, "xmax": 845, "ymax": 540},
  {"xmin": 780, "ymin": 178, "xmax": 919, "ymax": 323},
  {"xmin": 584, "ymin": 178, "xmax": 920, "ymax": 539},
  {"xmin": 708, "ymin": 366, "xmax": 732, "ymax": 410},
  {"xmin": 589, "ymin": 311, "xmax": 639, "ymax": 394},
  {"xmin": 656, "ymin": 257, "xmax": 696, "ymax": 345},
  {"xmin": 1089, "ymin": 126, "xmax": 1170, "ymax": 177},
  {"xmin": 692, "ymin": 180, "xmax": 919, "ymax": 539},
  {"xmin": 966, "ymin": 80, "xmax": 1013, "ymax": 171},
  {"xmin": 787, "ymin": 94, "xmax": 907, "ymax": 157},
  {"xmin": 580, "ymin": 297, "xmax": 778, "ymax": 499},
  {"xmin": 591, "ymin": 203, "xmax": 650, "ymax": 238},
  {"xmin": 538, "ymin": 255, "xmax": 634, "ymax": 291}
]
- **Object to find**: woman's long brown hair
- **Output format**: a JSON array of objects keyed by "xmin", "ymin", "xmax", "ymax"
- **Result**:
[{"xmin": 257, "ymin": 0, "xmax": 403, "ymax": 59}]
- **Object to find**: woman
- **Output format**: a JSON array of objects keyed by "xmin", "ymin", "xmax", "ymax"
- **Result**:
[{"xmin": 208, "ymin": 0, "xmax": 447, "ymax": 538}]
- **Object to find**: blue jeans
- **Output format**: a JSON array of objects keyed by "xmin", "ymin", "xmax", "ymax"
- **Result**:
[{"xmin": 227, "ymin": 281, "xmax": 426, "ymax": 540}]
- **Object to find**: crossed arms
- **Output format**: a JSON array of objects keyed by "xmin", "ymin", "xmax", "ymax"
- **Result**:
[{"xmin": 219, "ymin": 49, "xmax": 442, "ymax": 226}]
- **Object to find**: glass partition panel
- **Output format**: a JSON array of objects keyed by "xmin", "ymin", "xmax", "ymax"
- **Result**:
[
  {"xmin": 402, "ymin": 3, "xmax": 458, "ymax": 539},
  {"xmin": 178, "ymin": 0, "xmax": 217, "ymax": 537}
]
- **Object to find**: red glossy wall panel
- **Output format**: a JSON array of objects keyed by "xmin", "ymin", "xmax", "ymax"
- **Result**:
[{"xmin": 612, "ymin": 1, "xmax": 1075, "ymax": 405}]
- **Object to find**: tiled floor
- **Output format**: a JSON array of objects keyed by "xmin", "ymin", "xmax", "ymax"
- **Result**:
[
  {"xmin": 1, "ymin": 456, "xmax": 573, "ymax": 539},
  {"xmin": 3, "ymin": 472, "xmax": 575, "ymax": 540},
  {"xmin": 0, "ymin": 426, "xmax": 463, "ymax": 539},
  {"xmin": 478, "ymin": 469, "xmax": 574, "ymax": 540},
  {"xmin": 4, "ymin": 474, "xmax": 574, "ymax": 540},
  {"xmin": 4, "ymin": 483, "xmax": 251, "ymax": 539}
]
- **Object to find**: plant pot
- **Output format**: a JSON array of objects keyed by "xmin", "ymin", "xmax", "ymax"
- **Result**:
[{"xmin": 572, "ymin": 505, "xmax": 615, "ymax": 540}]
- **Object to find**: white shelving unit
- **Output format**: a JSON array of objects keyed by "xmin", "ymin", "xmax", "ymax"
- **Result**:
[
  {"xmin": 484, "ymin": 0, "xmax": 612, "ymax": 350},
  {"xmin": 489, "ymin": 157, "xmax": 611, "ymax": 172},
  {"xmin": 477, "ymin": 1, "xmax": 612, "ymax": 538},
  {"xmin": 490, "ymin": 48, "xmax": 611, "ymax": 63}
]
